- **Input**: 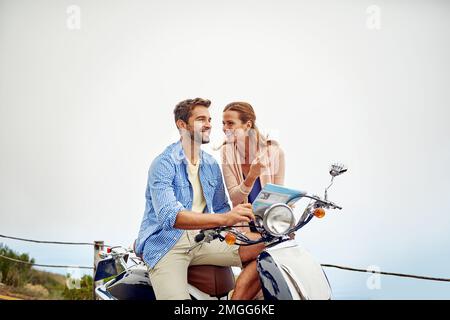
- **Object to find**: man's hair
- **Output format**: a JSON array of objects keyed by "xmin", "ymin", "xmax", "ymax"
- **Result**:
[{"xmin": 174, "ymin": 98, "xmax": 211, "ymax": 126}]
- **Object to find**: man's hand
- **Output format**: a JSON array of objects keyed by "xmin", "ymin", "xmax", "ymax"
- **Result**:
[{"xmin": 223, "ymin": 204, "xmax": 255, "ymax": 226}]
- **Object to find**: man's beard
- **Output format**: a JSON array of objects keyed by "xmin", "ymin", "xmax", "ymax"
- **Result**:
[{"xmin": 189, "ymin": 129, "xmax": 210, "ymax": 144}]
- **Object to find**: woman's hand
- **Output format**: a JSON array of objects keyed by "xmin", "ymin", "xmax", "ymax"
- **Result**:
[{"xmin": 248, "ymin": 154, "xmax": 268, "ymax": 179}]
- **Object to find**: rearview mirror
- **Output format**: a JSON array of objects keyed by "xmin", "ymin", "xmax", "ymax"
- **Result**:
[
  {"xmin": 329, "ymin": 163, "xmax": 347, "ymax": 177},
  {"xmin": 325, "ymin": 163, "xmax": 347, "ymax": 200}
]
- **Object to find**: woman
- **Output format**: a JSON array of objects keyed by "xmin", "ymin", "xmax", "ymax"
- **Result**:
[
  {"xmin": 220, "ymin": 102, "xmax": 285, "ymax": 207},
  {"xmin": 219, "ymin": 102, "xmax": 286, "ymax": 300}
]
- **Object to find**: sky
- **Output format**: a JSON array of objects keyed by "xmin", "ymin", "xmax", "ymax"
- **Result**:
[{"xmin": 1, "ymin": 0, "xmax": 449, "ymax": 299}]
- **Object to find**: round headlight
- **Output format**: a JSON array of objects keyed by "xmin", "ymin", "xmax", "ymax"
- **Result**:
[{"xmin": 263, "ymin": 203, "xmax": 295, "ymax": 236}]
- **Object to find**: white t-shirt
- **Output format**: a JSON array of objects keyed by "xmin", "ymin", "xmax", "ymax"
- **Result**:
[{"xmin": 186, "ymin": 159, "xmax": 207, "ymax": 213}]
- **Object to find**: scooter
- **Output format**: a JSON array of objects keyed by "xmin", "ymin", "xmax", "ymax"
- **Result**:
[{"xmin": 94, "ymin": 164, "xmax": 347, "ymax": 300}]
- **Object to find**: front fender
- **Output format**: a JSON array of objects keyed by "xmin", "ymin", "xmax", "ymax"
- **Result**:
[{"xmin": 257, "ymin": 241, "xmax": 332, "ymax": 300}]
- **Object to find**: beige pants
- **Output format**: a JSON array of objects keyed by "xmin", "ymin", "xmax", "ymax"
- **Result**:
[{"xmin": 147, "ymin": 230, "xmax": 242, "ymax": 300}]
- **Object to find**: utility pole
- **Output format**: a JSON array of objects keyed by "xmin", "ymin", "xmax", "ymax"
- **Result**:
[{"xmin": 93, "ymin": 241, "xmax": 104, "ymax": 300}]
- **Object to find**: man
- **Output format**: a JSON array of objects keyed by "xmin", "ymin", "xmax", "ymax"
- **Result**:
[{"xmin": 135, "ymin": 98, "xmax": 265, "ymax": 300}]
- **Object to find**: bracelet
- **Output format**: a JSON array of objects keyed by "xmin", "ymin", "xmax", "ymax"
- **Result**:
[{"xmin": 239, "ymin": 184, "xmax": 250, "ymax": 195}]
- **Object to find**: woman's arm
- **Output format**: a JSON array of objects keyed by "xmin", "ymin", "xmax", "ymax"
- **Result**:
[
  {"xmin": 273, "ymin": 145, "xmax": 285, "ymax": 185},
  {"xmin": 221, "ymin": 148, "xmax": 252, "ymax": 207}
]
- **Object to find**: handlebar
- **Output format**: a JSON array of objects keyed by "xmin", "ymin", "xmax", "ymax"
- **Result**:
[
  {"xmin": 320, "ymin": 200, "xmax": 342, "ymax": 210},
  {"xmin": 304, "ymin": 194, "xmax": 342, "ymax": 210},
  {"xmin": 194, "ymin": 232, "xmax": 205, "ymax": 243},
  {"xmin": 194, "ymin": 225, "xmax": 268, "ymax": 247}
]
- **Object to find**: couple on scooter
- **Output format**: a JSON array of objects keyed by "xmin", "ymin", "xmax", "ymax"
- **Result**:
[{"xmin": 135, "ymin": 98, "xmax": 285, "ymax": 300}]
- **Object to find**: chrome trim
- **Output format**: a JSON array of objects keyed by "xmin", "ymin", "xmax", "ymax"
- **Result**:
[
  {"xmin": 95, "ymin": 285, "xmax": 117, "ymax": 300},
  {"xmin": 280, "ymin": 264, "xmax": 308, "ymax": 300},
  {"xmin": 263, "ymin": 203, "xmax": 295, "ymax": 236}
]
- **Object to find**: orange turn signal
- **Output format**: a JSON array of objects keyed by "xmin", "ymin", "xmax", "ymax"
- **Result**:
[
  {"xmin": 313, "ymin": 208, "xmax": 326, "ymax": 218},
  {"xmin": 225, "ymin": 233, "xmax": 237, "ymax": 245}
]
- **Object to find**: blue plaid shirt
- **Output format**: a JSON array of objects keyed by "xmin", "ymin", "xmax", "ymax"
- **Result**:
[{"xmin": 135, "ymin": 140, "xmax": 231, "ymax": 268}]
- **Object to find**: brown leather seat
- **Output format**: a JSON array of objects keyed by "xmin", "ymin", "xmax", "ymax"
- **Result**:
[
  {"xmin": 188, "ymin": 265, "xmax": 235, "ymax": 298},
  {"xmin": 133, "ymin": 240, "xmax": 235, "ymax": 298}
]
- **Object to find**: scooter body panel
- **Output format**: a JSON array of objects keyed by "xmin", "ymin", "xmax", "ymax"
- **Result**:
[
  {"xmin": 257, "ymin": 240, "xmax": 332, "ymax": 300},
  {"xmin": 96, "ymin": 264, "xmax": 226, "ymax": 300},
  {"xmin": 96, "ymin": 265, "xmax": 156, "ymax": 300},
  {"xmin": 96, "ymin": 242, "xmax": 332, "ymax": 301}
]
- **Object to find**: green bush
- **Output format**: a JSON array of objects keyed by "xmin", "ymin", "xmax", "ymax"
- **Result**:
[
  {"xmin": 62, "ymin": 274, "xmax": 93, "ymax": 300},
  {"xmin": 0, "ymin": 243, "xmax": 34, "ymax": 287},
  {"xmin": 0, "ymin": 243, "xmax": 91, "ymax": 299}
]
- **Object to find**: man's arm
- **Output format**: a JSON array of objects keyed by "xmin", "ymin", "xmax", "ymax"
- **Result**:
[
  {"xmin": 150, "ymin": 156, "xmax": 254, "ymax": 230},
  {"xmin": 174, "ymin": 205, "xmax": 255, "ymax": 229},
  {"xmin": 174, "ymin": 211, "xmax": 226, "ymax": 229},
  {"xmin": 148, "ymin": 156, "xmax": 186, "ymax": 230}
]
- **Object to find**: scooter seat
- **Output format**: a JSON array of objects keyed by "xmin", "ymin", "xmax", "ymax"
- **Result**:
[{"xmin": 188, "ymin": 265, "xmax": 235, "ymax": 298}]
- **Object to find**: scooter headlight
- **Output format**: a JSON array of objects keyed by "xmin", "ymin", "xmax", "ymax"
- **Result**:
[{"xmin": 263, "ymin": 203, "xmax": 295, "ymax": 236}]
